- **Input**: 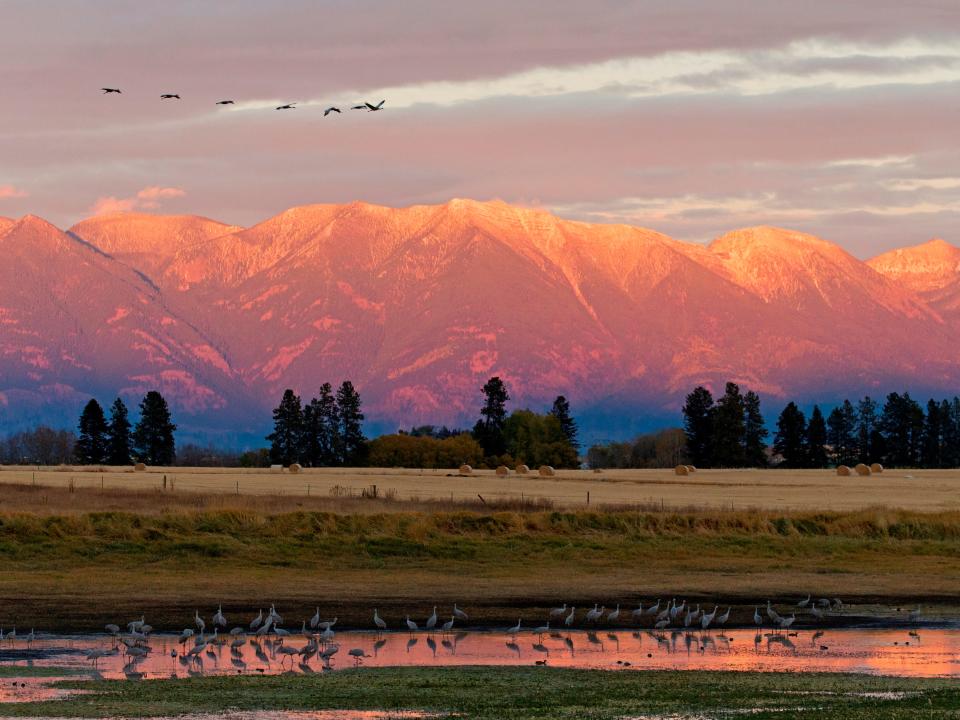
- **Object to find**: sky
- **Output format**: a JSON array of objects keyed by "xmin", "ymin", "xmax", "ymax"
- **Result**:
[{"xmin": 0, "ymin": 0, "xmax": 958, "ymax": 257}]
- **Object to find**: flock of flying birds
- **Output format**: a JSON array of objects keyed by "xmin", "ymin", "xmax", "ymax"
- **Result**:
[{"xmin": 99, "ymin": 87, "xmax": 386, "ymax": 115}]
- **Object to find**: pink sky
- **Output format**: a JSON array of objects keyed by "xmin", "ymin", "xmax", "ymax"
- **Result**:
[{"xmin": 0, "ymin": 0, "xmax": 958, "ymax": 256}]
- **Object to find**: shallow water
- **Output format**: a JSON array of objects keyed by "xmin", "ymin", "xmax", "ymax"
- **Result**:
[{"xmin": 0, "ymin": 627, "xmax": 957, "ymax": 683}]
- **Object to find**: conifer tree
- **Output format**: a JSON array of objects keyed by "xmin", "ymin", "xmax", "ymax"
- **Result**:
[
  {"xmin": 773, "ymin": 402, "xmax": 807, "ymax": 467},
  {"xmin": 682, "ymin": 386, "xmax": 715, "ymax": 467},
  {"xmin": 303, "ymin": 383, "xmax": 340, "ymax": 466},
  {"xmin": 267, "ymin": 389, "xmax": 303, "ymax": 466},
  {"xmin": 742, "ymin": 391, "xmax": 768, "ymax": 467},
  {"xmin": 472, "ymin": 376, "xmax": 510, "ymax": 457},
  {"xmin": 106, "ymin": 398, "xmax": 133, "ymax": 465},
  {"xmin": 711, "ymin": 382, "xmax": 746, "ymax": 467},
  {"xmin": 806, "ymin": 405, "xmax": 828, "ymax": 468},
  {"xmin": 921, "ymin": 399, "xmax": 942, "ymax": 468},
  {"xmin": 75, "ymin": 399, "xmax": 109, "ymax": 465},
  {"xmin": 336, "ymin": 381, "xmax": 366, "ymax": 465},
  {"xmin": 549, "ymin": 395, "xmax": 579, "ymax": 452},
  {"xmin": 856, "ymin": 396, "xmax": 879, "ymax": 463},
  {"xmin": 132, "ymin": 391, "xmax": 177, "ymax": 465}
]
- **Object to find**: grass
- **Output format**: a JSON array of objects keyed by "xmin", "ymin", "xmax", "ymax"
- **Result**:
[
  {"xmin": 3, "ymin": 464, "xmax": 960, "ymax": 512},
  {"xmin": 0, "ymin": 504, "xmax": 958, "ymax": 630},
  {"xmin": 0, "ymin": 667, "xmax": 958, "ymax": 718},
  {"xmin": 0, "ymin": 667, "xmax": 82, "ymax": 678}
]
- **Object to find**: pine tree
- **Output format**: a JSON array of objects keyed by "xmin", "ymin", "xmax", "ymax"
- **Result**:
[
  {"xmin": 856, "ymin": 396, "xmax": 878, "ymax": 463},
  {"xmin": 773, "ymin": 402, "xmax": 807, "ymax": 467},
  {"xmin": 682, "ymin": 386, "xmax": 715, "ymax": 467},
  {"xmin": 131, "ymin": 391, "xmax": 177, "ymax": 465},
  {"xmin": 806, "ymin": 405, "xmax": 828, "ymax": 468},
  {"xmin": 105, "ymin": 398, "xmax": 133, "ymax": 465},
  {"xmin": 711, "ymin": 382, "xmax": 746, "ymax": 467},
  {"xmin": 472, "ymin": 376, "xmax": 510, "ymax": 457},
  {"xmin": 267, "ymin": 389, "xmax": 304, "ymax": 466},
  {"xmin": 826, "ymin": 400, "xmax": 857, "ymax": 466},
  {"xmin": 75, "ymin": 399, "xmax": 109, "ymax": 464},
  {"xmin": 742, "ymin": 391, "xmax": 768, "ymax": 467},
  {"xmin": 921, "ymin": 399, "xmax": 942, "ymax": 468},
  {"xmin": 941, "ymin": 398, "xmax": 960, "ymax": 468},
  {"xmin": 879, "ymin": 392, "xmax": 924, "ymax": 467},
  {"xmin": 336, "ymin": 381, "xmax": 366, "ymax": 465},
  {"xmin": 549, "ymin": 395, "xmax": 579, "ymax": 452},
  {"xmin": 303, "ymin": 383, "xmax": 340, "ymax": 466}
]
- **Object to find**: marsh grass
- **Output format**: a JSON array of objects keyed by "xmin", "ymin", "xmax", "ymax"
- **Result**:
[{"xmin": 1, "ymin": 668, "xmax": 958, "ymax": 719}]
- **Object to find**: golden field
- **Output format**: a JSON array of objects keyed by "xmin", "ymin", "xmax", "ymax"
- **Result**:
[{"xmin": 1, "ymin": 464, "xmax": 958, "ymax": 512}]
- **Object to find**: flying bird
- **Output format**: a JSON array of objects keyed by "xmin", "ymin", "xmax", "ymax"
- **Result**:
[
  {"xmin": 101, "ymin": 88, "xmax": 121, "ymax": 94},
  {"xmin": 323, "ymin": 107, "xmax": 341, "ymax": 116},
  {"xmin": 352, "ymin": 100, "xmax": 386, "ymax": 111},
  {"xmin": 160, "ymin": 94, "xmax": 181, "ymax": 100},
  {"xmin": 276, "ymin": 103, "xmax": 296, "ymax": 110},
  {"xmin": 215, "ymin": 100, "xmax": 235, "ymax": 105}
]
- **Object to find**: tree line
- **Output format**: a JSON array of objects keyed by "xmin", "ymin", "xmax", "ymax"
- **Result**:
[
  {"xmin": 680, "ymin": 383, "xmax": 960, "ymax": 469},
  {"xmin": 72, "ymin": 391, "xmax": 177, "ymax": 465},
  {"xmin": 266, "ymin": 376, "xmax": 581, "ymax": 469}
]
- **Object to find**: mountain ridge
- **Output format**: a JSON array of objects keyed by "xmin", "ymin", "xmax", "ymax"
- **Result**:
[{"xmin": 0, "ymin": 200, "xmax": 957, "ymax": 445}]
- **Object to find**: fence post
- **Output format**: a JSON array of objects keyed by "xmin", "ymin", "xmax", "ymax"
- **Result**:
[
  {"xmin": 307, "ymin": 484, "xmax": 311, "ymax": 497},
  {"xmin": 587, "ymin": 491, "xmax": 590, "ymax": 506},
  {"xmin": 236, "ymin": 480, "xmax": 240, "ymax": 495}
]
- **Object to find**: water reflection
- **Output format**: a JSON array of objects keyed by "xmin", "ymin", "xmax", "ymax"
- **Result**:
[{"xmin": 0, "ymin": 628, "xmax": 957, "ymax": 681}]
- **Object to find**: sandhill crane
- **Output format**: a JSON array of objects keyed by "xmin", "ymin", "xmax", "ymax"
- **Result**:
[
  {"xmin": 631, "ymin": 603, "xmax": 645, "ymax": 620},
  {"xmin": 441, "ymin": 617, "xmax": 455, "ymax": 633},
  {"xmin": 564, "ymin": 607, "xmax": 576, "ymax": 627},
  {"xmin": 24, "ymin": 629, "xmax": 35, "ymax": 646},
  {"xmin": 753, "ymin": 607, "xmax": 762, "ymax": 627},
  {"xmin": 654, "ymin": 619, "xmax": 670, "ymax": 631},
  {"xmin": 250, "ymin": 609, "xmax": 263, "ymax": 630},
  {"xmin": 160, "ymin": 94, "xmax": 180, "ymax": 100},
  {"xmin": 348, "ymin": 647, "xmax": 370, "ymax": 665},
  {"xmin": 797, "ymin": 594, "xmax": 811, "ymax": 608},
  {"xmin": 508, "ymin": 618, "xmax": 522, "ymax": 634},
  {"xmin": 716, "ymin": 607, "xmax": 731, "ymax": 626},
  {"xmin": 656, "ymin": 605, "xmax": 670, "ymax": 623},
  {"xmin": 701, "ymin": 606, "xmax": 718, "ymax": 629},
  {"xmin": 645, "ymin": 600, "xmax": 661, "ymax": 616},
  {"xmin": 779, "ymin": 614, "xmax": 796, "ymax": 631},
  {"xmin": 101, "ymin": 88, "xmax": 121, "ymax": 94},
  {"xmin": 229, "ymin": 626, "xmax": 244, "ymax": 636},
  {"xmin": 105, "ymin": 624, "xmax": 120, "ymax": 635},
  {"xmin": 672, "ymin": 600, "xmax": 686, "ymax": 620},
  {"xmin": 319, "ymin": 643, "xmax": 339, "ymax": 665},
  {"xmin": 212, "ymin": 604, "xmax": 226, "ymax": 627},
  {"xmin": 909, "ymin": 606, "xmax": 922, "ymax": 622},
  {"xmin": 309, "ymin": 607, "xmax": 321, "ymax": 629},
  {"xmin": 453, "ymin": 604, "xmax": 469, "ymax": 621},
  {"xmin": 194, "ymin": 611, "xmax": 205, "ymax": 632},
  {"xmin": 810, "ymin": 605, "xmax": 825, "ymax": 620},
  {"xmin": 374, "ymin": 609, "xmax": 387, "ymax": 632},
  {"xmin": 607, "ymin": 605, "xmax": 620, "ymax": 623},
  {"xmin": 179, "ymin": 628, "xmax": 194, "ymax": 644},
  {"xmin": 215, "ymin": 100, "xmax": 235, "ymax": 105},
  {"xmin": 426, "ymin": 607, "xmax": 438, "ymax": 631},
  {"xmin": 766, "ymin": 601, "xmax": 781, "ymax": 624},
  {"xmin": 532, "ymin": 622, "xmax": 549, "ymax": 640},
  {"xmin": 405, "ymin": 616, "xmax": 418, "ymax": 633},
  {"xmin": 585, "ymin": 605, "xmax": 604, "ymax": 623},
  {"xmin": 127, "ymin": 616, "xmax": 145, "ymax": 633},
  {"xmin": 276, "ymin": 103, "xmax": 296, "ymax": 110},
  {"xmin": 318, "ymin": 617, "xmax": 337, "ymax": 631},
  {"xmin": 324, "ymin": 107, "xmax": 341, "ymax": 116},
  {"xmin": 550, "ymin": 604, "xmax": 567, "ymax": 619},
  {"xmin": 816, "ymin": 598, "xmax": 831, "ymax": 608}
]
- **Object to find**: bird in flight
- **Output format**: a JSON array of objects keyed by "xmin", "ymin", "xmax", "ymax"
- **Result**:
[
  {"xmin": 215, "ymin": 100, "xmax": 235, "ymax": 105},
  {"xmin": 323, "ymin": 107, "xmax": 341, "ymax": 116},
  {"xmin": 352, "ymin": 100, "xmax": 386, "ymax": 111},
  {"xmin": 276, "ymin": 103, "xmax": 296, "ymax": 110},
  {"xmin": 101, "ymin": 88, "xmax": 122, "ymax": 94},
  {"xmin": 160, "ymin": 94, "xmax": 181, "ymax": 100}
]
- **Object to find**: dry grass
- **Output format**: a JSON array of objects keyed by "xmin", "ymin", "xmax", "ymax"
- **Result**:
[{"xmin": 2, "ymin": 464, "xmax": 959, "ymax": 512}]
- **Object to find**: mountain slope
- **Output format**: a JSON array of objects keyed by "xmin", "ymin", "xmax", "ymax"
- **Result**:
[
  {"xmin": 3, "ymin": 203, "xmax": 960, "ymax": 443},
  {"xmin": 0, "ymin": 216, "xmax": 247, "ymax": 436},
  {"xmin": 868, "ymin": 238, "xmax": 960, "ymax": 294}
]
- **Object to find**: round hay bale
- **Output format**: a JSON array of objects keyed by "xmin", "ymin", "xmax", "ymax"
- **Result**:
[
  {"xmin": 870, "ymin": 463, "xmax": 884, "ymax": 474},
  {"xmin": 854, "ymin": 463, "xmax": 872, "ymax": 476},
  {"xmin": 134, "ymin": 462, "xmax": 146, "ymax": 472},
  {"xmin": 495, "ymin": 465, "xmax": 510, "ymax": 476},
  {"xmin": 592, "ymin": 468, "xmax": 603, "ymax": 473},
  {"xmin": 836, "ymin": 464, "xmax": 851, "ymax": 476},
  {"xmin": 458, "ymin": 464, "xmax": 473, "ymax": 476},
  {"xmin": 516, "ymin": 464, "xmax": 530, "ymax": 474},
  {"xmin": 289, "ymin": 463, "xmax": 302, "ymax": 474},
  {"xmin": 538, "ymin": 465, "xmax": 556, "ymax": 477},
  {"xmin": 685, "ymin": 465, "xmax": 697, "ymax": 473},
  {"xmin": 674, "ymin": 464, "xmax": 689, "ymax": 476}
]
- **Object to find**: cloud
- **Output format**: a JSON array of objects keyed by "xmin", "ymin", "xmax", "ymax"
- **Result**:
[
  {"xmin": 0, "ymin": 184, "xmax": 28, "ymax": 199},
  {"xmin": 90, "ymin": 186, "xmax": 186, "ymax": 215}
]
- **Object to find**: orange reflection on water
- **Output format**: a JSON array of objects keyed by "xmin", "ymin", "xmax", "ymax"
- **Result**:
[{"xmin": 0, "ymin": 628, "xmax": 957, "ymax": 681}]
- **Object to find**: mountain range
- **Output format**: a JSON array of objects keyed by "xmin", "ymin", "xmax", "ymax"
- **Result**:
[{"xmin": 2, "ymin": 199, "xmax": 959, "ymax": 447}]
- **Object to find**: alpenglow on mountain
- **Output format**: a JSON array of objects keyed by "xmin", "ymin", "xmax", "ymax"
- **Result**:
[{"xmin": 2, "ymin": 199, "xmax": 959, "ymax": 445}]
